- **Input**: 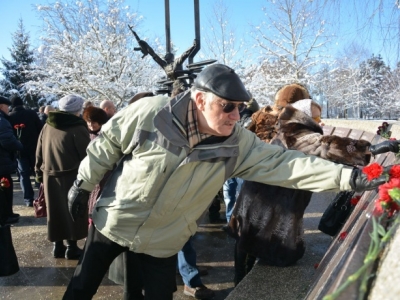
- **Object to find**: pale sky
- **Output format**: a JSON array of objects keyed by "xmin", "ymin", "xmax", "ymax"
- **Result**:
[
  {"xmin": 0, "ymin": 0, "xmax": 398, "ymax": 66},
  {"xmin": 0, "ymin": 0, "xmax": 266, "ymax": 60}
]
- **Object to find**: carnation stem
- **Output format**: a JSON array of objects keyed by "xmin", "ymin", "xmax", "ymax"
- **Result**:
[{"xmin": 322, "ymin": 213, "xmax": 400, "ymax": 300}]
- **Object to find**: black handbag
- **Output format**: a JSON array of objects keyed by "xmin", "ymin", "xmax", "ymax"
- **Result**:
[
  {"xmin": 318, "ymin": 191, "xmax": 355, "ymax": 236},
  {"xmin": 0, "ymin": 224, "xmax": 20, "ymax": 276}
]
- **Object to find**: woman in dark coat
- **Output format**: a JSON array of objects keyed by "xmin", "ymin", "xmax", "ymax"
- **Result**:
[
  {"xmin": 228, "ymin": 96, "xmax": 392, "ymax": 285},
  {"xmin": 82, "ymin": 106, "xmax": 109, "ymax": 217},
  {"xmin": 35, "ymin": 95, "xmax": 90, "ymax": 259}
]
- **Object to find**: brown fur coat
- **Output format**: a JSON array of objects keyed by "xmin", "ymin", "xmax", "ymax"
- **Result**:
[{"xmin": 229, "ymin": 106, "xmax": 371, "ymax": 266}]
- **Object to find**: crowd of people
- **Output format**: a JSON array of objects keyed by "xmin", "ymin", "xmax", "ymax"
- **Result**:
[{"xmin": 1, "ymin": 63, "xmax": 400, "ymax": 300}]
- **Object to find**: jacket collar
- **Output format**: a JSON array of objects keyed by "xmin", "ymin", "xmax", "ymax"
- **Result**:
[{"xmin": 153, "ymin": 91, "xmax": 240, "ymax": 151}]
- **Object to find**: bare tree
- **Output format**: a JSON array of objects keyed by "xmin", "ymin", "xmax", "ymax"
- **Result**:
[
  {"xmin": 326, "ymin": 0, "xmax": 400, "ymax": 67},
  {"xmin": 251, "ymin": 0, "xmax": 332, "ymax": 86},
  {"xmin": 200, "ymin": 0, "xmax": 250, "ymax": 72},
  {"xmin": 27, "ymin": 0, "xmax": 157, "ymax": 106}
]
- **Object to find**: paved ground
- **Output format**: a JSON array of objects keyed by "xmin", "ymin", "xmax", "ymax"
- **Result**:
[
  {"xmin": 1, "ymin": 174, "xmax": 333, "ymax": 300},
  {"xmin": 0, "ymin": 175, "xmax": 236, "ymax": 300}
]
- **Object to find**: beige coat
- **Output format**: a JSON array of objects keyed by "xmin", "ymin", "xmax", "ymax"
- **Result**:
[{"xmin": 78, "ymin": 91, "xmax": 353, "ymax": 258}]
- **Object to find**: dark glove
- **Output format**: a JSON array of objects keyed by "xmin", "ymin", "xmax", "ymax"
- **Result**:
[
  {"xmin": 68, "ymin": 180, "xmax": 90, "ymax": 221},
  {"xmin": 349, "ymin": 166, "xmax": 390, "ymax": 192},
  {"xmin": 369, "ymin": 140, "xmax": 400, "ymax": 156}
]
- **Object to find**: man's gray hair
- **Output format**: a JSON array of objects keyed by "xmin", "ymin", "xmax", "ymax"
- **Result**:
[{"xmin": 190, "ymin": 86, "xmax": 217, "ymax": 104}]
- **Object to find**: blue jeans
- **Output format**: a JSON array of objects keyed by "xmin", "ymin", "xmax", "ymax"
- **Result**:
[
  {"xmin": 178, "ymin": 237, "xmax": 202, "ymax": 288},
  {"xmin": 223, "ymin": 178, "xmax": 243, "ymax": 222},
  {"xmin": 17, "ymin": 154, "xmax": 35, "ymax": 204}
]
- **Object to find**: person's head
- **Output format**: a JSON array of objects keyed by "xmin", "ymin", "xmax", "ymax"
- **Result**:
[
  {"xmin": 128, "ymin": 92, "xmax": 154, "ymax": 105},
  {"xmin": 44, "ymin": 105, "xmax": 55, "ymax": 115},
  {"xmin": 191, "ymin": 64, "xmax": 251, "ymax": 136},
  {"xmin": 83, "ymin": 100, "xmax": 94, "ymax": 111},
  {"xmin": 246, "ymin": 92, "xmax": 260, "ymax": 114},
  {"xmin": 290, "ymin": 99, "xmax": 322, "ymax": 124},
  {"xmin": 39, "ymin": 106, "xmax": 45, "ymax": 114},
  {"xmin": 99, "ymin": 100, "xmax": 116, "ymax": 118},
  {"xmin": 58, "ymin": 94, "xmax": 85, "ymax": 116},
  {"xmin": 83, "ymin": 106, "xmax": 108, "ymax": 132},
  {"xmin": 0, "ymin": 96, "xmax": 11, "ymax": 115},
  {"xmin": 9, "ymin": 94, "xmax": 24, "ymax": 108},
  {"xmin": 273, "ymin": 83, "xmax": 310, "ymax": 113}
]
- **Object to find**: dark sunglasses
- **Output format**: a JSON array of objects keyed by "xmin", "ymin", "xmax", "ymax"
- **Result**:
[{"xmin": 217, "ymin": 101, "xmax": 246, "ymax": 113}]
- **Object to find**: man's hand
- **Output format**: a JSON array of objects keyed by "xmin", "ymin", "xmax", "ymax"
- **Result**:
[
  {"xmin": 349, "ymin": 166, "xmax": 391, "ymax": 192},
  {"xmin": 68, "ymin": 180, "xmax": 90, "ymax": 221},
  {"xmin": 369, "ymin": 140, "xmax": 400, "ymax": 156}
]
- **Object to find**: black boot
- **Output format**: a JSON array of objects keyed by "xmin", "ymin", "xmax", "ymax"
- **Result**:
[
  {"xmin": 65, "ymin": 240, "xmax": 83, "ymax": 260},
  {"xmin": 52, "ymin": 241, "xmax": 67, "ymax": 258}
]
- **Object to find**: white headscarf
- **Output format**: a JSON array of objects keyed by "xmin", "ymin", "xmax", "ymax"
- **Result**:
[{"xmin": 290, "ymin": 99, "xmax": 313, "ymax": 117}]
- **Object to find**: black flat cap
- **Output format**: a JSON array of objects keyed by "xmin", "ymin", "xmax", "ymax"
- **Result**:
[
  {"xmin": 193, "ymin": 64, "xmax": 251, "ymax": 102},
  {"xmin": 0, "ymin": 96, "xmax": 11, "ymax": 106}
]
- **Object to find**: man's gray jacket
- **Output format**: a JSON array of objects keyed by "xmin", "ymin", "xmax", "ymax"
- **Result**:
[{"xmin": 77, "ymin": 91, "xmax": 353, "ymax": 257}]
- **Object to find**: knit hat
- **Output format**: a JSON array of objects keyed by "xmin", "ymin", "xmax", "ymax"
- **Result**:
[
  {"xmin": 58, "ymin": 94, "xmax": 84, "ymax": 112},
  {"xmin": 193, "ymin": 64, "xmax": 251, "ymax": 102},
  {"xmin": 0, "ymin": 96, "xmax": 11, "ymax": 106},
  {"xmin": 10, "ymin": 94, "xmax": 23, "ymax": 107},
  {"xmin": 274, "ymin": 84, "xmax": 310, "ymax": 108},
  {"xmin": 82, "ymin": 106, "xmax": 108, "ymax": 125}
]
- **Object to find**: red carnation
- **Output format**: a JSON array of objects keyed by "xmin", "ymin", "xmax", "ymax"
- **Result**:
[
  {"xmin": 14, "ymin": 124, "xmax": 20, "ymax": 129},
  {"xmin": 338, "ymin": 231, "xmax": 347, "ymax": 241},
  {"xmin": 362, "ymin": 163, "xmax": 384, "ymax": 181},
  {"xmin": 0, "ymin": 177, "xmax": 10, "ymax": 188},
  {"xmin": 19, "ymin": 123, "xmax": 25, "ymax": 128},
  {"xmin": 374, "ymin": 200, "xmax": 385, "ymax": 216},
  {"xmin": 379, "ymin": 182, "xmax": 394, "ymax": 202},
  {"xmin": 350, "ymin": 196, "xmax": 361, "ymax": 206},
  {"xmin": 389, "ymin": 165, "xmax": 400, "ymax": 179}
]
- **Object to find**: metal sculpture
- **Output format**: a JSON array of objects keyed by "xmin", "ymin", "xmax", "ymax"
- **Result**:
[{"xmin": 129, "ymin": 0, "xmax": 216, "ymax": 95}]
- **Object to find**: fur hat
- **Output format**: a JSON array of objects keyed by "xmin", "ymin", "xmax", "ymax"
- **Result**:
[
  {"xmin": 274, "ymin": 84, "xmax": 310, "ymax": 108},
  {"xmin": 193, "ymin": 64, "xmax": 251, "ymax": 102},
  {"xmin": 0, "ymin": 96, "xmax": 11, "ymax": 106},
  {"xmin": 82, "ymin": 106, "xmax": 108, "ymax": 125},
  {"xmin": 58, "ymin": 94, "xmax": 84, "ymax": 113},
  {"xmin": 10, "ymin": 94, "xmax": 23, "ymax": 107}
]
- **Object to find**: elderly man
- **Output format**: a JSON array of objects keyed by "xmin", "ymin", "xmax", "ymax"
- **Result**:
[
  {"xmin": 63, "ymin": 64, "xmax": 392, "ymax": 300},
  {"xmin": 99, "ymin": 99, "xmax": 116, "ymax": 119}
]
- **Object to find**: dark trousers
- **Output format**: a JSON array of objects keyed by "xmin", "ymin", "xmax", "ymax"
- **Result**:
[
  {"xmin": 234, "ymin": 240, "xmax": 256, "ymax": 286},
  {"xmin": 0, "ymin": 174, "xmax": 14, "ymax": 224},
  {"xmin": 63, "ymin": 224, "xmax": 177, "ymax": 300}
]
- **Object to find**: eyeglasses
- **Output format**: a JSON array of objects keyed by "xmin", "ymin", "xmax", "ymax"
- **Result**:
[{"xmin": 217, "ymin": 101, "xmax": 246, "ymax": 113}]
